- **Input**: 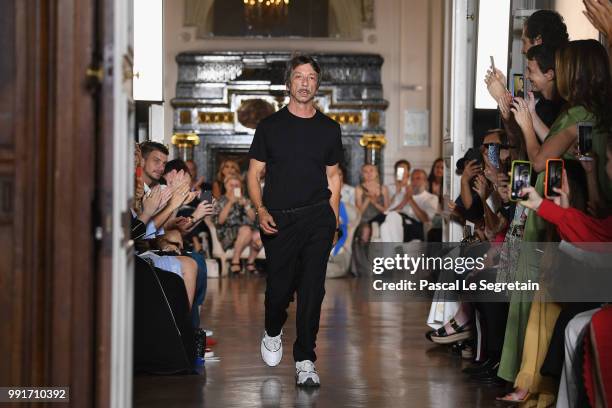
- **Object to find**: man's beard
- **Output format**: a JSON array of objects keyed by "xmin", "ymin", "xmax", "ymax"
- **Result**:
[{"xmin": 412, "ymin": 185, "xmax": 425, "ymax": 195}]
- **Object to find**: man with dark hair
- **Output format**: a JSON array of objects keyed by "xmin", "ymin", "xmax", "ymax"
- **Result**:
[
  {"xmin": 486, "ymin": 9, "xmax": 568, "ymax": 151},
  {"xmin": 525, "ymin": 45, "xmax": 565, "ymax": 141},
  {"xmin": 247, "ymin": 54, "xmax": 343, "ymax": 387},
  {"xmin": 521, "ymin": 10, "xmax": 569, "ymax": 55},
  {"xmin": 139, "ymin": 141, "xmax": 170, "ymax": 189}
]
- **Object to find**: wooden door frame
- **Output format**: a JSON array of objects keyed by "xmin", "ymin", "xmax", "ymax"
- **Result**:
[{"xmin": 1, "ymin": 0, "xmax": 114, "ymax": 406}]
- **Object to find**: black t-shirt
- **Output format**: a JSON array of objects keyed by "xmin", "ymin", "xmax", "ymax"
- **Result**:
[
  {"xmin": 535, "ymin": 97, "xmax": 565, "ymax": 128},
  {"xmin": 248, "ymin": 107, "xmax": 344, "ymax": 210}
]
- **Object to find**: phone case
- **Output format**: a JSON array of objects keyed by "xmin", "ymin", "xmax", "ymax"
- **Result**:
[
  {"xmin": 510, "ymin": 160, "xmax": 532, "ymax": 202},
  {"xmin": 544, "ymin": 159, "xmax": 564, "ymax": 199}
]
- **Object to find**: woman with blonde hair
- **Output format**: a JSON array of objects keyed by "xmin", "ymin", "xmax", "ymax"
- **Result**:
[
  {"xmin": 212, "ymin": 159, "xmax": 241, "ymax": 199},
  {"xmin": 351, "ymin": 164, "xmax": 389, "ymax": 275}
]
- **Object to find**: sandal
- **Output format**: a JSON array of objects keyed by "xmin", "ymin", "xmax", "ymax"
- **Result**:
[
  {"xmin": 495, "ymin": 391, "xmax": 531, "ymax": 403},
  {"xmin": 230, "ymin": 262, "xmax": 241, "ymax": 274},
  {"xmin": 246, "ymin": 262, "xmax": 258, "ymax": 274},
  {"xmin": 430, "ymin": 318, "xmax": 473, "ymax": 344}
]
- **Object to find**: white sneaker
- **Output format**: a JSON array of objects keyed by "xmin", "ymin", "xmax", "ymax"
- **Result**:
[
  {"xmin": 261, "ymin": 331, "xmax": 283, "ymax": 367},
  {"xmin": 295, "ymin": 360, "xmax": 320, "ymax": 387}
]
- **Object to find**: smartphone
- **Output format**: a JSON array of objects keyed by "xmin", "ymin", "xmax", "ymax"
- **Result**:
[
  {"xmin": 233, "ymin": 187, "xmax": 241, "ymax": 198},
  {"xmin": 136, "ymin": 166, "xmax": 143, "ymax": 178},
  {"xmin": 577, "ymin": 121, "xmax": 594, "ymax": 161},
  {"xmin": 486, "ymin": 143, "xmax": 501, "ymax": 169},
  {"xmin": 396, "ymin": 166, "xmax": 405, "ymax": 181},
  {"xmin": 201, "ymin": 190, "xmax": 213, "ymax": 204},
  {"xmin": 545, "ymin": 159, "xmax": 564, "ymax": 198},
  {"xmin": 510, "ymin": 160, "xmax": 532, "ymax": 201},
  {"xmin": 490, "ymin": 56, "xmax": 496, "ymax": 71},
  {"xmin": 512, "ymin": 73, "xmax": 525, "ymax": 98}
]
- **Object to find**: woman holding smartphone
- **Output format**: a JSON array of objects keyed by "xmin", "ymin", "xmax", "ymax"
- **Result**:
[
  {"xmin": 213, "ymin": 175, "xmax": 262, "ymax": 274},
  {"xmin": 497, "ymin": 40, "xmax": 612, "ymax": 404}
]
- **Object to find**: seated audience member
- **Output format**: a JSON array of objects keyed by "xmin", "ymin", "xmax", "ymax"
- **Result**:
[
  {"xmin": 379, "ymin": 169, "xmax": 439, "ymax": 242},
  {"xmin": 351, "ymin": 164, "xmax": 389, "ymax": 276},
  {"xmin": 212, "ymin": 159, "xmax": 241, "ymax": 199},
  {"xmin": 387, "ymin": 159, "xmax": 411, "ymax": 209},
  {"xmin": 338, "ymin": 162, "xmax": 355, "ymax": 207},
  {"xmin": 354, "ymin": 164, "xmax": 389, "ymax": 239},
  {"xmin": 327, "ymin": 168, "xmax": 359, "ymax": 278},
  {"xmin": 186, "ymin": 159, "xmax": 212, "ymax": 193},
  {"xmin": 212, "ymin": 174, "xmax": 261, "ymax": 274},
  {"xmin": 428, "ymin": 158, "xmax": 444, "ymax": 202},
  {"xmin": 427, "ymin": 158, "xmax": 444, "ymax": 242}
]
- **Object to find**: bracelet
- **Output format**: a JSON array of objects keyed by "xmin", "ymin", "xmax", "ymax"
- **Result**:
[{"xmin": 255, "ymin": 205, "xmax": 266, "ymax": 216}]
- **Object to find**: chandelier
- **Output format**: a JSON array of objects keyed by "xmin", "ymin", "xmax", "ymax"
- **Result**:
[{"xmin": 243, "ymin": 0, "xmax": 290, "ymax": 31}]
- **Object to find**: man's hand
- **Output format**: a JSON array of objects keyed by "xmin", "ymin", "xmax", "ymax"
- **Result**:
[
  {"xmin": 257, "ymin": 207, "xmax": 278, "ymax": 235},
  {"xmin": 169, "ymin": 183, "xmax": 190, "ymax": 210},
  {"xmin": 142, "ymin": 186, "xmax": 163, "ymax": 217}
]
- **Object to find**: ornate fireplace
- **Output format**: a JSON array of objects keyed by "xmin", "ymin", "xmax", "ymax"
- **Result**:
[{"xmin": 171, "ymin": 51, "xmax": 388, "ymax": 185}]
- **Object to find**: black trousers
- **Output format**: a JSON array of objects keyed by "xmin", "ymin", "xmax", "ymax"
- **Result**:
[
  {"xmin": 474, "ymin": 301, "xmax": 509, "ymax": 361},
  {"xmin": 262, "ymin": 200, "xmax": 336, "ymax": 362}
]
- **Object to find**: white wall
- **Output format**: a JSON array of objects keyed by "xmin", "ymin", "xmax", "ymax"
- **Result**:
[
  {"xmin": 554, "ymin": 0, "xmax": 599, "ymax": 40},
  {"xmin": 162, "ymin": 0, "xmax": 445, "ymax": 181}
]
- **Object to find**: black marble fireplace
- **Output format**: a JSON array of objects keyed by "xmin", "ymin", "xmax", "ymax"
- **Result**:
[{"xmin": 171, "ymin": 52, "xmax": 388, "ymax": 185}]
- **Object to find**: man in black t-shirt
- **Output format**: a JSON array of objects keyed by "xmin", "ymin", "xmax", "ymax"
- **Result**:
[{"xmin": 247, "ymin": 55, "xmax": 343, "ymax": 387}]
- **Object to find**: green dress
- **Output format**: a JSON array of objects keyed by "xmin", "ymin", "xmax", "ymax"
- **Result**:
[{"xmin": 497, "ymin": 105, "xmax": 612, "ymax": 382}]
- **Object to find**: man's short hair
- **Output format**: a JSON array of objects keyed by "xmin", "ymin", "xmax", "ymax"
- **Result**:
[
  {"xmin": 394, "ymin": 159, "xmax": 411, "ymax": 171},
  {"xmin": 164, "ymin": 159, "xmax": 189, "ymax": 175},
  {"xmin": 411, "ymin": 169, "xmax": 427, "ymax": 178},
  {"xmin": 527, "ymin": 44, "xmax": 555, "ymax": 74},
  {"xmin": 284, "ymin": 54, "xmax": 322, "ymax": 88},
  {"xmin": 525, "ymin": 10, "xmax": 569, "ymax": 51},
  {"xmin": 140, "ymin": 141, "xmax": 169, "ymax": 158}
]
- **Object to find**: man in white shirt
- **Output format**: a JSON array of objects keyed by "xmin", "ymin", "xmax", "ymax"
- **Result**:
[{"xmin": 380, "ymin": 169, "xmax": 439, "ymax": 242}]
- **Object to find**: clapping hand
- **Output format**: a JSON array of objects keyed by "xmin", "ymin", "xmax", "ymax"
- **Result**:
[
  {"xmin": 510, "ymin": 97, "xmax": 534, "ymax": 132},
  {"xmin": 142, "ymin": 185, "xmax": 164, "ymax": 217}
]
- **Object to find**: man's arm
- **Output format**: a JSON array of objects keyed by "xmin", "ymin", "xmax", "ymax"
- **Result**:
[
  {"xmin": 407, "ymin": 198, "xmax": 430, "ymax": 223},
  {"xmin": 247, "ymin": 158, "xmax": 266, "ymax": 211},
  {"xmin": 247, "ymin": 158, "xmax": 277, "ymax": 234},
  {"xmin": 326, "ymin": 164, "xmax": 341, "ymax": 227}
]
